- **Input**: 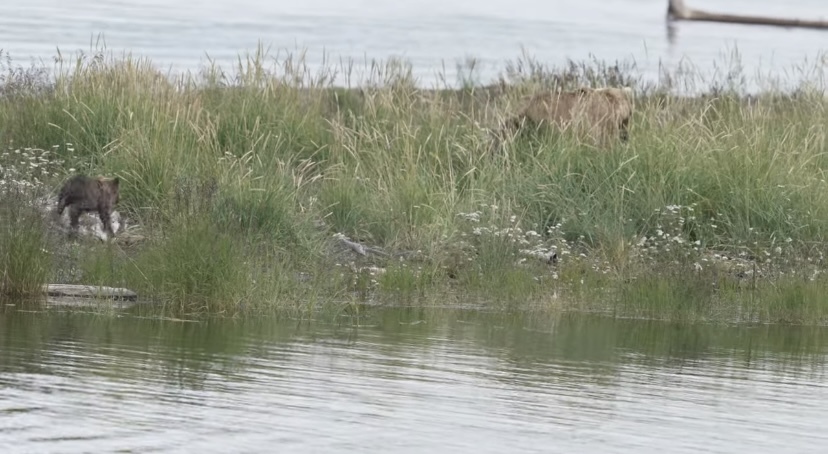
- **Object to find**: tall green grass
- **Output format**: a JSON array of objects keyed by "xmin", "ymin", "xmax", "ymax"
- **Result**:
[
  {"xmin": 2, "ymin": 45, "xmax": 828, "ymax": 323},
  {"xmin": 0, "ymin": 187, "xmax": 51, "ymax": 299}
]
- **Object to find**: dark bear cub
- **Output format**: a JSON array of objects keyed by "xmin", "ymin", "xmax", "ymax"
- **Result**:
[{"xmin": 56, "ymin": 174, "xmax": 121, "ymax": 239}]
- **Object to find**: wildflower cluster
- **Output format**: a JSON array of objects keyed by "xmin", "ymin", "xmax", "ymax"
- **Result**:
[
  {"xmin": 454, "ymin": 203, "xmax": 571, "ymax": 267},
  {"xmin": 633, "ymin": 204, "xmax": 703, "ymax": 265},
  {"xmin": 0, "ymin": 144, "xmax": 68, "ymax": 192}
]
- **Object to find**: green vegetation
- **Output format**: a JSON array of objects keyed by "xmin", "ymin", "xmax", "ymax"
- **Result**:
[
  {"xmin": 2, "ymin": 45, "xmax": 828, "ymax": 324},
  {"xmin": 0, "ymin": 186, "xmax": 52, "ymax": 298}
]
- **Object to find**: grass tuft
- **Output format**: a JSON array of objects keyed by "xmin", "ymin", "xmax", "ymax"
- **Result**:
[{"xmin": 0, "ymin": 187, "xmax": 51, "ymax": 299}]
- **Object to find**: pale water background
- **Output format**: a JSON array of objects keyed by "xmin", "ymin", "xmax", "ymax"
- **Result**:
[
  {"xmin": 2, "ymin": 0, "xmax": 828, "ymax": 90},
  {"xmin": 2, "ymin": 310, "xmax": 828, "ymax": 453}
]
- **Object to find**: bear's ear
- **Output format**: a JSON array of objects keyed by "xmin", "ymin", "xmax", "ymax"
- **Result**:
[{"xmin": 113, "ymin": 177, "xmax": 120, "ymax": 187}]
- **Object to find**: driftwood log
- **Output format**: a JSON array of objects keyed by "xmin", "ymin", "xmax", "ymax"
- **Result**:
[
  {"xmin": 333, "ymin": 233, "xmax": 389, "ymax": 257},
  {"xmin": 668, "ymin": 0, "xmax": 828, "ymax": 30},
  {"xmin": 42, "ymin": 284, "xmax": 138, "ymax": 301}
]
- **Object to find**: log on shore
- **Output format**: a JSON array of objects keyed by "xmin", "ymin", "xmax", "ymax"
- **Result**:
[
  {"xmin": 42, "ymin": 284, "xmax": 138, "ymax": 302},
  {"xmin": 668, "ymin": 0, "xmax": 828, "ymax": 30}
]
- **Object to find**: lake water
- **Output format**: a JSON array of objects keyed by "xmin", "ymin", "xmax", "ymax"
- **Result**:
[
  {"xmin": 2, "ymin": 0, "xmax": 828, "ymax": 90},
  {"xmin": 2, "ymin": 309, "xmax": 828, "ymax": 453}
]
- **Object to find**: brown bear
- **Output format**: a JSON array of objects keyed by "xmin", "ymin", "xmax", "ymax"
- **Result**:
[
  {"xmin": 55, "ymin": 174, "xmax": 121, "ymax": 239},
  {"xmin": 495, "ymin": 86, "xmax": 634, "ymax": 148}
]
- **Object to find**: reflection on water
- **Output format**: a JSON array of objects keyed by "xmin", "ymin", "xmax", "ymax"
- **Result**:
[
  {"xmin": 2, "ymin": 0, "xmax": 828, "ymax": 90},
  {"xmin": 1, "ymin": 309, "xmax": 828, "ymax": 453}
]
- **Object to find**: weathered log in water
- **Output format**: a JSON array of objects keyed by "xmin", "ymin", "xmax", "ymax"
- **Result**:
[
  {"xmin": 43, "ymin": 284, "xmax": 138, "ymax": 301},
  {"xmin": 42, "ymin": 284, "xmax": 142, "ymax": 309},
  {"xmin": 668, "ymin": 0, "xmax": 828, "ymax": 30},
  {"xmin": 43, "ymin": 296, "xmax": 144, "ymax": 310}
]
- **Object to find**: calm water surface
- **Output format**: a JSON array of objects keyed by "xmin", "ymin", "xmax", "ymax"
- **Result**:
[
  {"xmin": 2, "ymin": 1, "xmax": 828, "ymax": 89},
  {"xmin": 1, "ymin": 309, "xmax": 828, "ymax": 453}
]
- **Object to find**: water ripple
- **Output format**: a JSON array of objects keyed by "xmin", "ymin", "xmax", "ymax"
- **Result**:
[{"xmin": 2, "ymin": 315, "xmax": 828, "ymax": 453}]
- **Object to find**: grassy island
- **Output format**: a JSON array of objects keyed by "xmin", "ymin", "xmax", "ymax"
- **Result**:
[{"xmin": 2, "ymin": 46, "xmax": 828, "ymax": 324}]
